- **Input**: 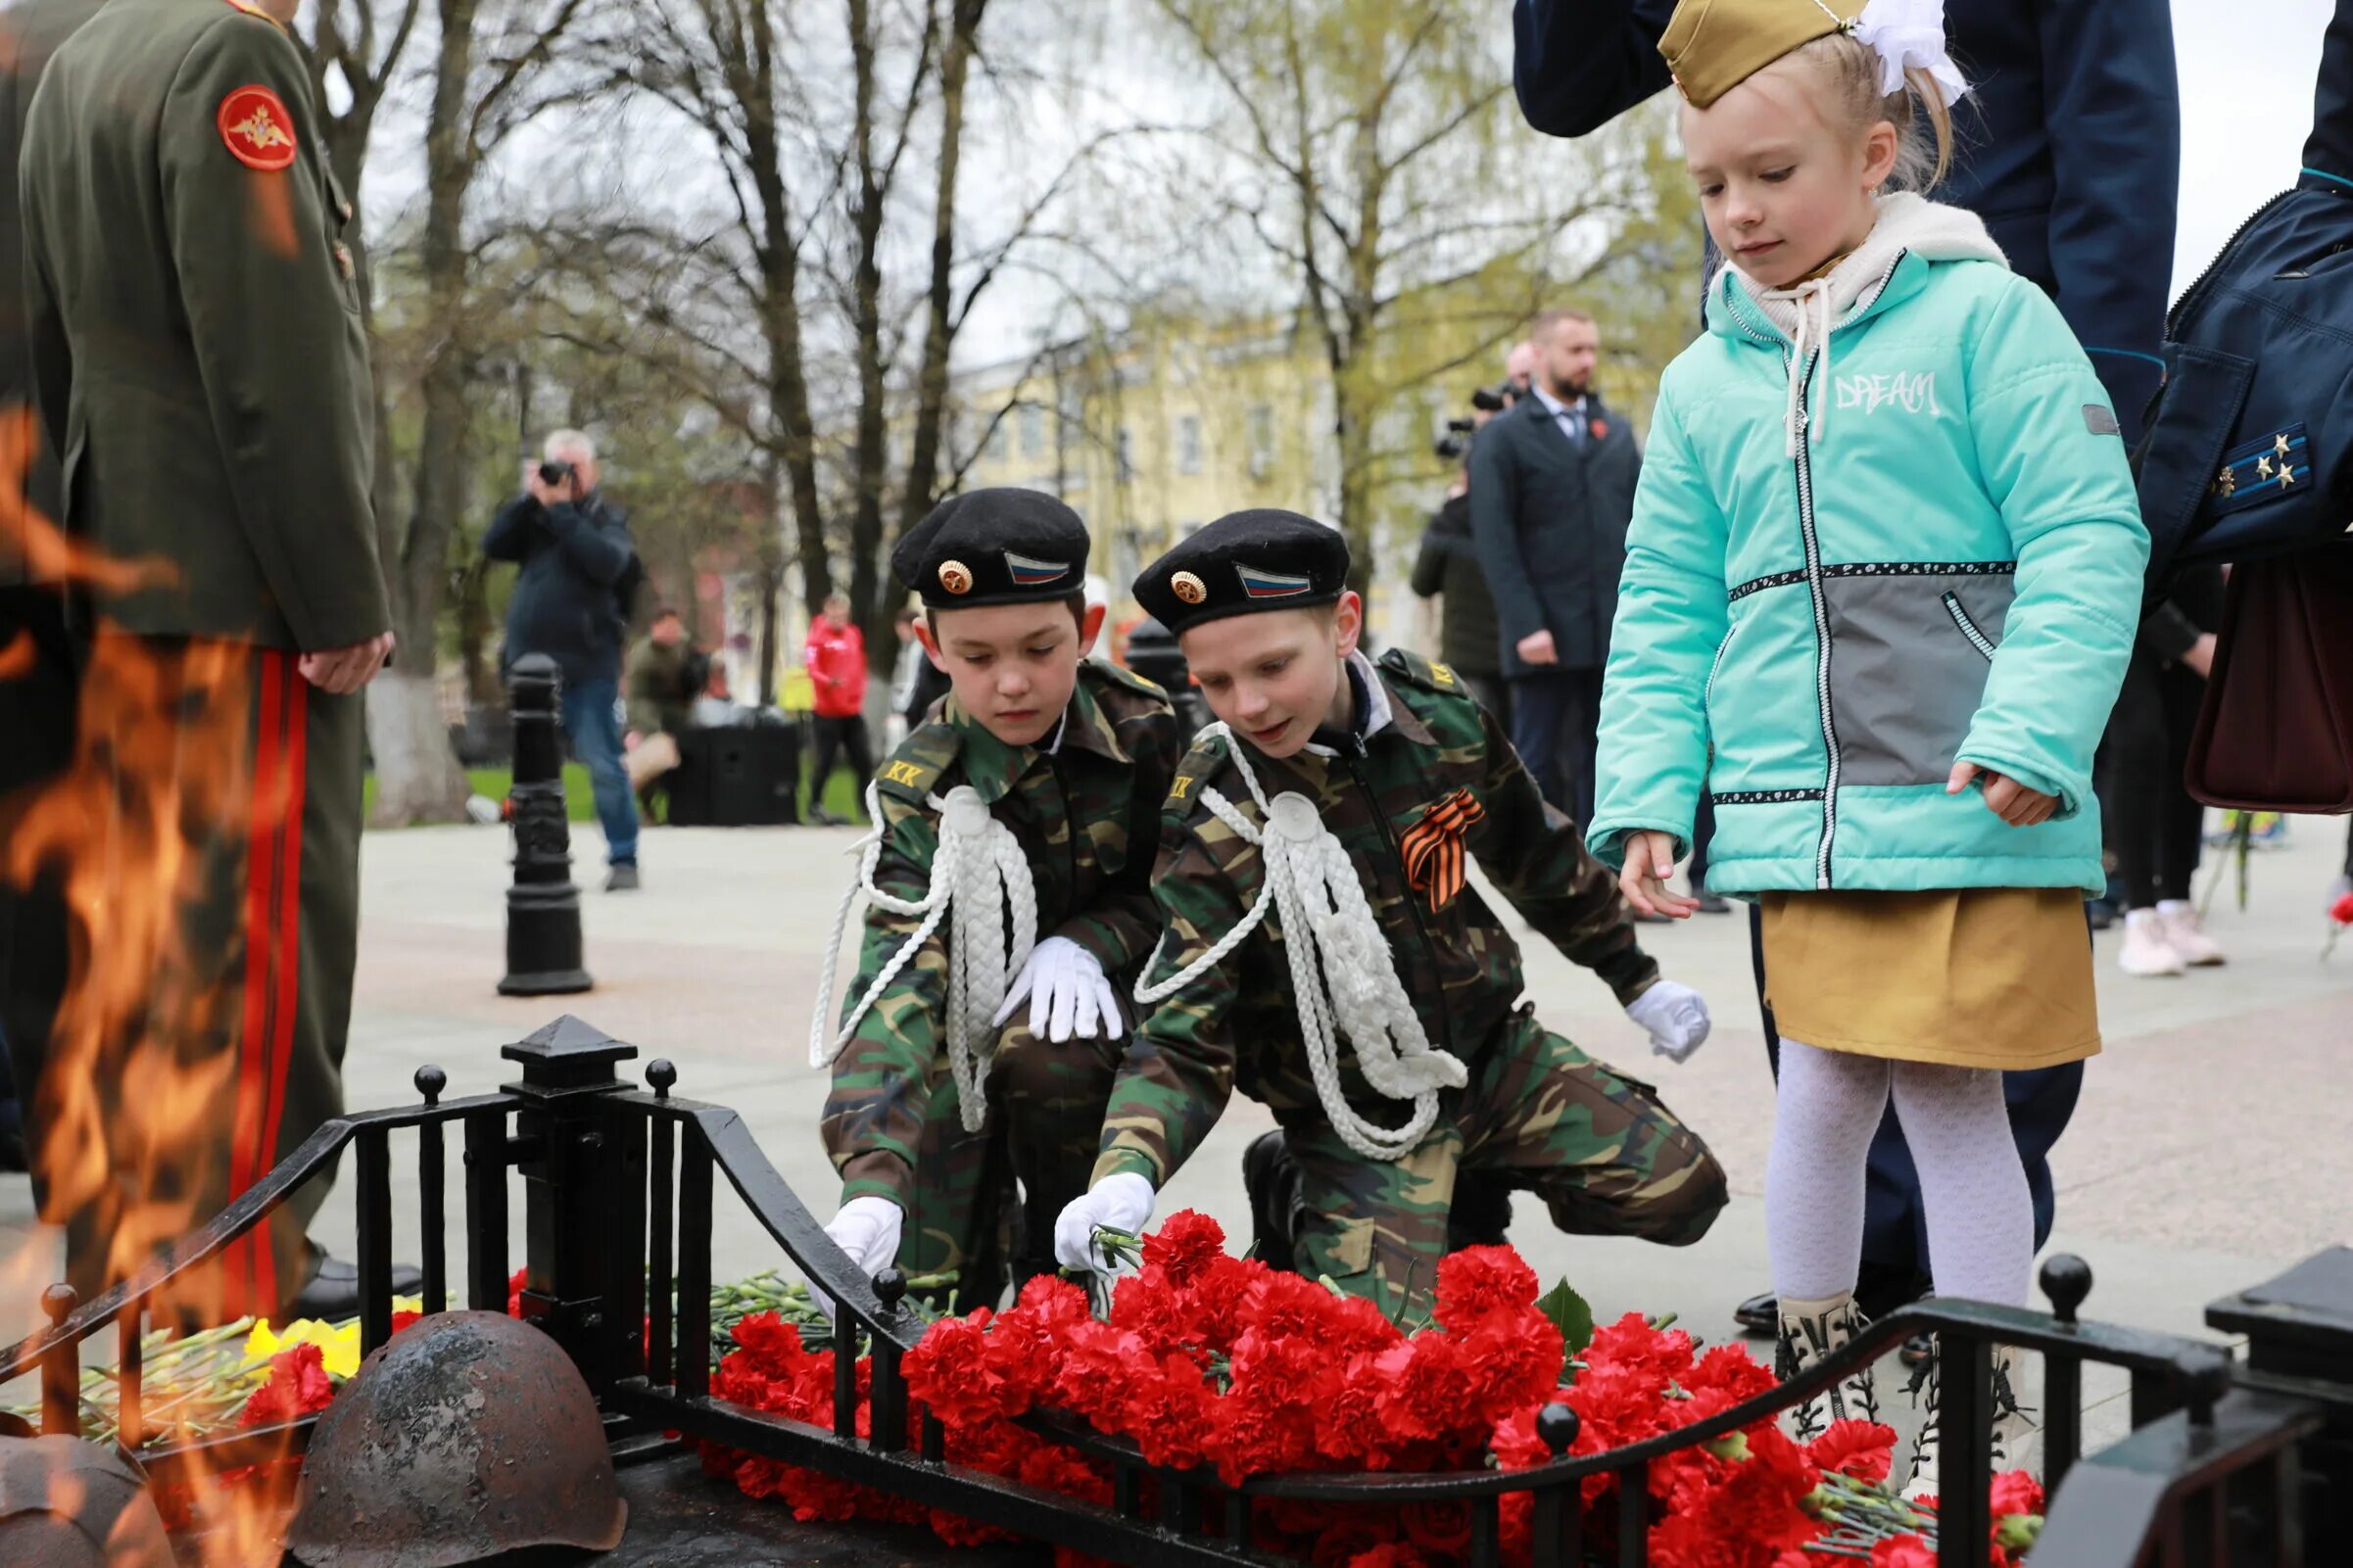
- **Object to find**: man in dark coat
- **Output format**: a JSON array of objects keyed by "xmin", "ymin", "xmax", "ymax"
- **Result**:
[
  {"xmin": 1411, "ymin": 479, "xmax": 1511, "ymax": 729},
  {"xmin": 485, "ymin": 430, "xmax": 646, "ymax": 889},
  {"xmin": 1512, "ymin": 0, "xmax": 2180, "ymax": 1330},
  {"xmin": 18, "ymin": 0, "xmax": 403, "ymax": 1321},
  {"xmin": 1468, "ymin": 307, "xmax": 1641, "ymax": 828}
]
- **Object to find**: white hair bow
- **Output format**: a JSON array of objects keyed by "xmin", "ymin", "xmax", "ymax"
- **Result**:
[{"xmin": 1849, "ymin": 0, "xmax": 1970, "ymax": 104}]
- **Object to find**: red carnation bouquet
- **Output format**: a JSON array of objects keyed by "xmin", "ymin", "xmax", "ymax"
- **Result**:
[{"xmin": 700, "ymin": 1211, "xmax": 2046, "ymax": 1567}]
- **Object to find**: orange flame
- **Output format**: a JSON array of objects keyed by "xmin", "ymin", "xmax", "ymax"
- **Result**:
[{"xmin": 1, "ymin": 404, "xmax": 309, "ymax": 1555}]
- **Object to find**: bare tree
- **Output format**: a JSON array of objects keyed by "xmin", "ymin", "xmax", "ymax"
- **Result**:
[
  {"xmin": 1152, "ymin": 0, "xmax": 1650, "ymax": 575},
  {"xmin": 360, "ymin": 0, "xmax": 598, "ymax": 826}
]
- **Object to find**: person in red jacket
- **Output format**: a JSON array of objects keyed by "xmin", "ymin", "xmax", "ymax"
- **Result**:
[{"xmin": 805, "ymin": 593, "xmax": 875, "ymax": 824}]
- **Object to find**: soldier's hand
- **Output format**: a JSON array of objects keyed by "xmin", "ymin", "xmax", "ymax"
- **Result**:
[
  {"xmin": 1052, "ymin": 1173, "xmax": 1155, "ymax": 1275},
  {"xmin": 1515, "ymin": 629, "xmax": 1559, "ymax": 666},
  {"xmin": 995, "ymin": 935, "xmax": 1124, "ymax": 1042},
  {"xmin": 1618, "ymin": 831, "xmax": 1697, "ymax": 919},
  {"xmin": 812, "ymin": 1197, "xmax": 904, "ymax": 1327},
  {"xmin": 299, "ymin": 632, "xmax": 397, "ymax": 695},
  {"xmin": 1627, "ymin": 979, "xmax": 1711, "ymax": 1063}
]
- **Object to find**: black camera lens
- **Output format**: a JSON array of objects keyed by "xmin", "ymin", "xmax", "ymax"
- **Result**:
[
  {"xmin": 1470, "ymin": 386, "xmax": 1507, "ymax": 413},
  {"xmin": 538, "ymin": 460, "xmax": 573, "ymax": 486}
]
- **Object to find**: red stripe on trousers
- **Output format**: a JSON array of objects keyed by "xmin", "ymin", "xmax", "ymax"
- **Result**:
[
  {"xmin": 253, "ymin": 668, "xmax": 308, "ymax": 1314},
  {"xmin": 226, "ymin": 650, "xmax": 286, "ymax": 1317}
]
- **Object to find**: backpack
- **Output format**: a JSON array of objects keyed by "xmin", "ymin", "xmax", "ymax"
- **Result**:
[{"xmin": 2135, "ymin": 7, "xmax": 2353, "ymax": 582}]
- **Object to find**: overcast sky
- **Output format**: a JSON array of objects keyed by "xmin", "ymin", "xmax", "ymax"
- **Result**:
[{"xmin": 349, "ymin": 1, "xmax": 2338, "ymax": 374}]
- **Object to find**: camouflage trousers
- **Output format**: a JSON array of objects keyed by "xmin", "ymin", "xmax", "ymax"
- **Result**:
[
  {"xmin": 895, "ymin": 1007, "xmax": 1127, "ymax": 1309},
  {"xmin": 1288, "ymin": 1008, "xmax": 1727, "ymax": 1324}
]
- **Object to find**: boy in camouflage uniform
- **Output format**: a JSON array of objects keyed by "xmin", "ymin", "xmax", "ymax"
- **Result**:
[
  {"xmin": 1053, "ymin": 510, "xmax": 1726, "ymax": 1321},
  {"xmin": 816, "ymin": 490, "xmax": 1179, "ymax": 1306}
]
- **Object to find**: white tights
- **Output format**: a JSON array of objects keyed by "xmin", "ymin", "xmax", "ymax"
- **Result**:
[{"xmin": 1765, "ymin": 1040, "xmax": 2033, "ymax": 1308}]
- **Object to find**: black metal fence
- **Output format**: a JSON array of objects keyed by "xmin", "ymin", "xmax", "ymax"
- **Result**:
[{"xmin": 6, "ymin": 1017, "xmax": 2349, "ymax": 1568}]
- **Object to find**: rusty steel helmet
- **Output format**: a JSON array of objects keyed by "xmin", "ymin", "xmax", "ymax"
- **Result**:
[
  {"xmin": 285, "ymin": 1309, "xmax": 625, "ymax": 1568},
  {"xmin": 0, "ymin": 1435, "xmax": 175, "ymax": 1568}
]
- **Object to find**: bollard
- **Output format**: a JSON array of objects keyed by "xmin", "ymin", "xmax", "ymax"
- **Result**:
[{"xmin": 499, "ymin": 653, "xmax": 593, "ymax": 995}]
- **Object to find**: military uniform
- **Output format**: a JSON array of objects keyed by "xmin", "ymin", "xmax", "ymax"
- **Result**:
[
  {"xmin": 1093, "ymin": 512, "xmax": 1725, "ymax": 1320},
  {"xmin": 819, "ymin": 491, "xmax": 1180, "ymax": 1302},
  {"xmin": 15, "ymin": 0, "xmax": 389, "ymax": 1318}
]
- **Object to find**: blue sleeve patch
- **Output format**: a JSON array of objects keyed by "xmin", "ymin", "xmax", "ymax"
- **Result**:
[{"xmin": 2208, "ymin": 423, "xmax": 2310, "ymax": 514}]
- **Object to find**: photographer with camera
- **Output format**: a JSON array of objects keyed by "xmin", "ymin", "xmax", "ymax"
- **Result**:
[
  {"xmin": 1412, "ymin": 371, "xmax": 1525, "ymax": 726},
  {"xmin": 486, "ymin": 430, "xmax": 648, "ymax": 890}
]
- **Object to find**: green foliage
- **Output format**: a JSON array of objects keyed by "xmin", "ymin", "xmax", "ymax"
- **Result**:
[{"xmin": 1537, "ymin": 1276, "xmax": 1596, "ymax": 1356}]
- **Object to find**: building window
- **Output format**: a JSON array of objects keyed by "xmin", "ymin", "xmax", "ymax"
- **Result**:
[
  {"xmin": 1245, "ymin": 404, "xmax": 1274, "ymax": 481},
  {"xmin": 1175, "ymin": 413, "xmax": 1203, "ymax": 476},
  {"xmin": 1020, "ymin": 404, "xmax": 1045, "ymax": 456},
  {"xmin": 1115, "ymin": 426, "xmax": 1135, "ymax": 485},
  {"xmin": 987, "ymin": 418, "xmax": 1010, "ymax": 462}
]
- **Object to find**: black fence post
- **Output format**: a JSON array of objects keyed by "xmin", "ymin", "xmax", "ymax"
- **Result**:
[
  {"xmin": 2208, "ymin": 1245, "xmax": 2353, "ymax": 1551},
  {"xmin": 499, "ymin": 652, "xmax": 592, "ymax": 996},
  {"xmin": 504, "ymin": 1015, "xmax": 637, "ymax": 1391}
]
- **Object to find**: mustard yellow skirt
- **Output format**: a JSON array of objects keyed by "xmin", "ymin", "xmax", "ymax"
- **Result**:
[{"xmin": 1759, "ymin": 887, "xmax": 2101, "ymax": 1069}]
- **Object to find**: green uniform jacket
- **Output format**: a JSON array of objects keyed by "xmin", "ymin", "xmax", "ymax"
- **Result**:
[
  {"xmin": 822, "ymin": 658, "xmax": 1182, "ymax": 1206},
  {"xmin": 20, "ymin": 0, "xmax": 389, "ymax": 648},
  {"xmin": 624, "ymin": 638, "xmax": 695, "ymax": 737},
  {"xmin": 1096, "ymin": 648, "xmax": 1659, "ymax": 1189}
]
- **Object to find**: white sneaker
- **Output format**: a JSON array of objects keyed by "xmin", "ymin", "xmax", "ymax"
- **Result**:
[
  {"xmin": 2155, "ymin": 901, "xmax": 2225, "ymax": 966},
  {"xmin": 2118, "ymin": 910, "xmax": 2186, "ymax": 976}
]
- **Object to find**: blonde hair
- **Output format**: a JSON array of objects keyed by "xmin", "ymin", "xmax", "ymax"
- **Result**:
[{"xmin": 1782, "ymin": 31, "xmax": 1956, "ymax": 192}]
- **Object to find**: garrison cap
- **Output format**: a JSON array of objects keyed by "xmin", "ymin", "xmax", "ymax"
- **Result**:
[
  {"xmin": 892, "ymin": 488, "xmax": 1092, "ymax": 609},
  {"xmin": 1659, "ymin": 0, "xmax": 1862, "ymax": 109},
  {"xmin": 1132, "ymin": 508, "xmax": 1350, "ymax": 636}
]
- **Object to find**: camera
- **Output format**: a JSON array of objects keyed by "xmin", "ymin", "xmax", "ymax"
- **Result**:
[
  {"xmin": 1433, "ymin": 416, "xmax": 1478, "ymax": 463},
  {"xmin": 1470, "ymin": 381, "xmax": 1516, "ymax": 413},
  {"xmin": 538, "ymin": 459, "xmax": 574, "ymax": 487}
]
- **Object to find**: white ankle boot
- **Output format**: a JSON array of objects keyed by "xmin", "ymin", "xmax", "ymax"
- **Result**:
[
  {"xmin": 1776, "ymin": 1293, "xmax": 1881, "ymax": 1444},
  {"xmin": 1904, "ymin": 1343, "xmax": 2037, "ymax": 1495},
  {"xmin": 2156, "ymin": 900, "xmax": 2225, "ymax": 966},
  {"xmin": 2118, "ymin": 909, "xmax": 2185, "ymax": 976}
]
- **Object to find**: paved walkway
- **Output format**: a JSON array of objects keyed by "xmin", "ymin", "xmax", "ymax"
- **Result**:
[{"xmin": 5, "ymin": 810, "xmax": 2348, "ymax": 1450}]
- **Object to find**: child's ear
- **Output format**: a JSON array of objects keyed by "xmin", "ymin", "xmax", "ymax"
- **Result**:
[
  {"xmin": 1332, "ymin": 592, "xmax": 1365, "ymax": 659},
  {"xmin": 916, "ymin": 618, "xmax": 948, "ymax": 672},
  {"xmin": 1079, "ymin": 601, "xmax": 1107, "ymax": 657},
  {"xmin": 1862, "ymin": 119, "xmax": 1901, "ymax": 191}
]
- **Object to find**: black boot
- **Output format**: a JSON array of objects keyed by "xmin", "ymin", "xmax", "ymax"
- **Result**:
[
  {"xmin": 1242, "ymin": 1130, "xmax": 1306, "ymax": 1273},
  {"xmin": 1446, "ymin": 1172, "xmax": 1513, "ymax": 1252},
  {"xmin": 284, "ymin": 1253, "xmax": 426, "ymax": 1320}
]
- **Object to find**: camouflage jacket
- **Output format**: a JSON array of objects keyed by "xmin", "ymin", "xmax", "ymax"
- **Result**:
[
  {"xmin": 1094, "ymin": 648, "xmax": 1657, "ymax": 1188},
  {"xmin": 824, "ymin": 659, "xmax": 1180, "ymax": 1205}
]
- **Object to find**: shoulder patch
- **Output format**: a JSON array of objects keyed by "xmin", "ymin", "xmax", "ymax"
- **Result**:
[
  {"xmin": 1164, "ymin": 731, "xmax": 1232, "ymax": 815},
  {"xmin": 875, "ymin": 724, "xmax": 961, "ymax": 804},
  {"xmin": 1376, "ymin": 646, "xmax": 1465, "ymax": 696},
  {"xmin": 1086, "ymin": 658, "xmax": 1171, "ymax": 710},
  {"xmin": 217, "ymin": 84, "xmax": 298, "ymax": 171}
]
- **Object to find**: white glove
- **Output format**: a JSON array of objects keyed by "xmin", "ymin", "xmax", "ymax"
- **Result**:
[
  {"xmin": 824, "ymin": 1195, "xmax": 903, "ymax": 1275},
  {"xmin": 992, "ymin": 934, "xmax": 1125, "ymax": 1043},
  {"xmin": 1051, "ymin": 1172, "xmax": 1155, "ymax": 1274},
  {"xmin": 1627, "ymin": 979, "xmax": 1711, "ymax": 1064}
]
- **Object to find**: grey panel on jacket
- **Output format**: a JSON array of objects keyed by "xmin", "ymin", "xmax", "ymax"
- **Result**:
[{"xmin": 1821, "ymin": 571, "xmax": 2015, "ymax": 786}]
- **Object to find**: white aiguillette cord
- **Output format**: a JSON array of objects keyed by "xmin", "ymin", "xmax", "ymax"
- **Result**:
[
  {"xmin": 1134, "ymin": 722, "xmax": 1466, "ymax": 1161},
  {"xmin": 808, "ymin": 781, "xmax": 1038, "ymax": 1133}
]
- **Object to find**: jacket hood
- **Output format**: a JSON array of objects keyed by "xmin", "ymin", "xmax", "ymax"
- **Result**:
[{"xmin": 1709, "ymin": 194, "xmax": 2008, "ymax": 345}]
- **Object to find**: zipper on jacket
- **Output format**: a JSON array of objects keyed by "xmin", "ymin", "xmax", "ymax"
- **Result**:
[
  {"xmin": 1941, "ymin": 592, "xmax": 1997, "ymax": 661},
  {"xmin": 2169, "ymin": 188, "xmax": 2296, "ymax": 336},
  {"xmin": 1341, "ymin": 738, "xmax": 1458, "ymax": 1065},
  {"xmin": 1705, "ymin": 618, "xmax": 1743, "ymax": 704},
  {"xmin": 1719, "ymin": 257, "xmax": 1902, "ymax": 891}
]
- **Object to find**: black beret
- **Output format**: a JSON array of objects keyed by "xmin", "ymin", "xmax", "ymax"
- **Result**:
[
  {"xmin": 892, "ymin": 488, "xmax": 1093, "ymax": 609},
  {"xmin": 1131, "ymin": 508, "xmax": 1350, "ymax": 636}
]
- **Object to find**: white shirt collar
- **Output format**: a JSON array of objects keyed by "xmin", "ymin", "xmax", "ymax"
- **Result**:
[
  {"xmin": 1300, "ymin": 650, "xmax": 1394, "ymax": 757},
  {"xmin": 1531, "ymin": 383, "xmax": 1585, "ymax": 419}
]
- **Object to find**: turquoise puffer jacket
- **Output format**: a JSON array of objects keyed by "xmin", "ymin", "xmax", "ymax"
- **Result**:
[{"xmin": 1591, "ymin": 197, "xmax": 2147, "ymax": 896}]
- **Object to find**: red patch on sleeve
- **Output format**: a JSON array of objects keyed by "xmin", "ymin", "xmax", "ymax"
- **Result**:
[{"xmin": 217, "ymin": 84, "xmax": 298, "ymax": 172}]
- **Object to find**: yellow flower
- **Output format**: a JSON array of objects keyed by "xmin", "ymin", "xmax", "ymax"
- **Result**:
[{"xmin": 243, "ymin": 1316, "xmax": 364, "ymax": 1380}]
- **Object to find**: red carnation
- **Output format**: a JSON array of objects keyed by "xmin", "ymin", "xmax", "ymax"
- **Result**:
[
  {"xmin": 2332, "ymin": 891, "xmax": 2353, "ymax": 926},
  {"xmin": 1805, "ymin": 1419, "xmax": 1898, "ymax": 1484},
  {"xmin": 1401, "ymin": 1499, "xmax": 1471, "ymax": 1557},
  {"xmin": 1141, "ymin": 1209, "xmax": 1228, "ymax": 1285},
  {"xmin": 1431, "ymin": 1246, "xmax": 1540, "ymax": 1331},
  {"xmin": 901, "ymin": 1312, "xmax": 1025, "ymax": 1429},
  {"xmin": 1869, "ymin": 1539, "xmax": 1938, "ymax": 1568},
  {"xmin": 1346, "ymin": 1544, "xmax": 1427, "ymax": 1568},
  {"xmin": 240, "ymin": 1342, "xmax": 335, "ymax": 1427}
]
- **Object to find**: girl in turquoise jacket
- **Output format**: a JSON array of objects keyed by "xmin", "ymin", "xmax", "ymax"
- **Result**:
[{"xmin": 1589, "ymin": 0, "xmax": 2145, "ymax": 1478}]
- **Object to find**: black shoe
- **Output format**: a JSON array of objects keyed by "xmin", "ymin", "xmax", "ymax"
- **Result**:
[
  {"xmin": 1693, "ymin": 891, "xmax": 1733, "ymax": 914},
  {"xmin": 1242, "ymin": 1130, "xmax": 1305, "ymax": 1274},
  {"xmin": 284, "ymin": 1254, "xmax": 425, "ymax": 1320},
  {"xmin": 2085, "ymin": 896, "xmax": 2117, "ymax": 931},
  {"xmin": 1900, "ymin": 1327, "xmax": 1936, "ymax": 1367},
  {"xmin": 808, "ymin": 808, "xmax": 844, "ymax": 828},
  {"xmin": 604, "ymin": 865, "xmax": 641, "ymax": 891},
  {"xmin": 1734, "ymin": 1290, "xmax": 1777, "ymax": 1333}
]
